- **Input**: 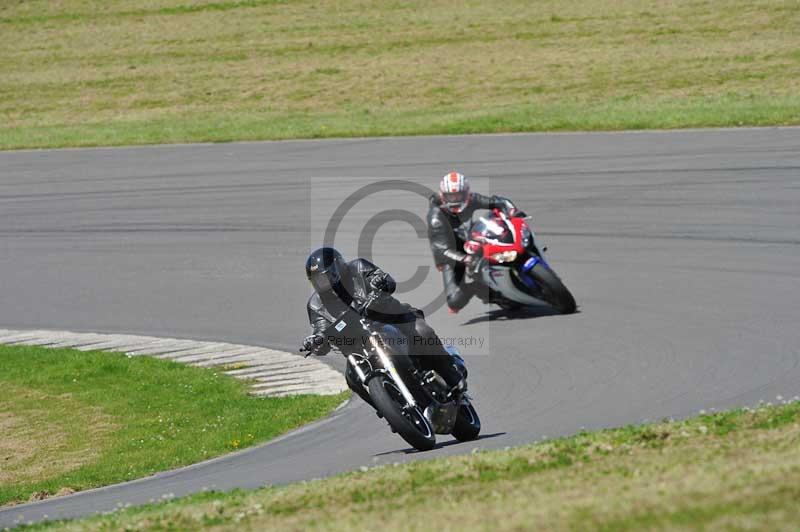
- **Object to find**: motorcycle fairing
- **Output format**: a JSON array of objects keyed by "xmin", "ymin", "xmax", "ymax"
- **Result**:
[{"xmin": 480, "ymin": 264, "xmax": 551, "ymax": 306}]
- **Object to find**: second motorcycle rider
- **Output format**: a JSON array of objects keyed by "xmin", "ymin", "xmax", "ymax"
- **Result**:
[{"xmin": 427, "ymin": 171, "xmax": 519, "ymax": 313}]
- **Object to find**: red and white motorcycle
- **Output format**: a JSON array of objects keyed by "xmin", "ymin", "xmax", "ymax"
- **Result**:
[{"xmin": 464, "ymin": 209, "xmax": 577, "ymax": 313}]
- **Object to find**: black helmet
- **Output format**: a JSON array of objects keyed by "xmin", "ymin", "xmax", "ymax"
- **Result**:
[{"xmin": 305, "ymin": 247, "xmax": 346, "ymax": 293}]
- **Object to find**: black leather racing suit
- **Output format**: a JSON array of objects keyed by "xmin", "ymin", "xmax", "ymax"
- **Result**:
[
  {"xmin": 306, "ymin": 258, "xmax": 463, "ymax": 408},
  {"xmin": 427, "ymin": 192, "xmax": 517, "ymax": 311}
]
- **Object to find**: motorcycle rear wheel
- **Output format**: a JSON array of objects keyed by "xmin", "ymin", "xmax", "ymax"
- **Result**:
[
  {"xmin": 529, "ymin": 263, "xmax": 577, "ymax": 314},
  {"xmin": 368, "ymin": 375, "xmax": 436, "ymax": 451}
]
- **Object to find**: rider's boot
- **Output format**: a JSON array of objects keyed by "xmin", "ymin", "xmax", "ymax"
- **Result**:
[
  {"xmin": 446, "ymin": 353, "xmax": 469, "ymax": 398},
  {"xmin": 434, "ymin": 355, "xmax": 469, "ymax": 400},
  {"xmin": 451, "ymin": 353, "xmax": 468, "ymax": 381}
]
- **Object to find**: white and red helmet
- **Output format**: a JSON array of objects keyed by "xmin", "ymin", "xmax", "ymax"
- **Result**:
[{"xmin": 439, "ymin": 171, "xmax": 471, "ymax": 214}]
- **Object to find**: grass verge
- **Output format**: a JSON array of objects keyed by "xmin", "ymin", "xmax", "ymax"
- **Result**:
[
  {"xmin": 31, "ymin": 399, "xmax": 800, "ymax": 531},
  {"xmin": 0, "ymin": 344, "xmax": 347, "ymax": 506},
  {"xmin": 1, "ymin": 0, "xmax": 799, "ymax": 149}
]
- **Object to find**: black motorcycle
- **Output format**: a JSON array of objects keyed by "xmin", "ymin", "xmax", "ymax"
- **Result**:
[{"xmin": 302, "ymin": 293, "xmax": 480, "ymax": 451}]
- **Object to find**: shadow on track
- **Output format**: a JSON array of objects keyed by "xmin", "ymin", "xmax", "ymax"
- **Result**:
[
  {"xmin": 374, "ymin": 432, "xmax": 507, "ymax": 456},
  {"xmin": 461, "ymin": 305, "xmax": 579, "ymax": 326}
]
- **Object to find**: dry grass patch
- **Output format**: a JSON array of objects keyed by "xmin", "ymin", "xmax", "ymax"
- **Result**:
[
  {"xmin": 1, "ymin": 0, "xmax": 799, "ymax": 148},
  {"xmin": 0, "ymin": 344, "xmax": 346, "ymax": 506},
  {"xmin": 0, "ymin": 384, "xmax": 116, "ymax": 492}
]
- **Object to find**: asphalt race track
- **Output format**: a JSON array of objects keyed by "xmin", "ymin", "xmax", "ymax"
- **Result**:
[{"xmin": 1, "ymin": 128, "xmax": 799, "ymax": 526}]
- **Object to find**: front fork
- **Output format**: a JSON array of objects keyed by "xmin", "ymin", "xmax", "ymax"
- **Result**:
[
  {"xmin": 367, "ymin": 335, "xmax": 418, "ymax": 407},
  {"xmin": 348, "ymin": 335, "xmax": 419, "ymax": 409},
  {"xmin": 351, "ymin": 336, "xmax": 465, "ymax": 411},
  {"xmin": 517, "ymin": 253, "xmax": 547, "ymax": 289}
]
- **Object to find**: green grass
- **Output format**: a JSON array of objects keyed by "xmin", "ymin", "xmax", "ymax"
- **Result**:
[
  {"xmin": 0, "ymin": 344, "xmax": 346, "ymax": 506},
  {"xmin": 30, "ymin": 399, "xmax": 800, "ymax": 531},
  {"xmin": 1, "ymin": 0, "xmax": 799, "ymax": 150}
]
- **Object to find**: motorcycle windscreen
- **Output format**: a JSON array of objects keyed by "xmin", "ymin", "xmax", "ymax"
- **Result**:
[{"xmin": 471, "ymin": 218, "xmax": 514, "ymax": 244}]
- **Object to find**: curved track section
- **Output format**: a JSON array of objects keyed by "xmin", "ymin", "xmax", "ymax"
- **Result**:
[
  {"xmin": 0, "ymin": 329, "xmax": 345, "ymax": 396},
  {"xmin": 1, "ymin": 128, "xmax": 799, "ymax": 526}
]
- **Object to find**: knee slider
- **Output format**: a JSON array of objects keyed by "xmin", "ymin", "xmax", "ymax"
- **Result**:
[{"xmin": 447, "ymin": 292, "xmax": 468, "ymax": 310}]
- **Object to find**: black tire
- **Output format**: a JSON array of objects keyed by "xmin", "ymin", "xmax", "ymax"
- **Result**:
[
  {"xmin": 529, "ymin": 263, "xmax": 577, "ymax": 314},
  {"xmin": 368, "ymin": 375, "xmax": 436, "ymax": 451},
  {"xmin": 451, "ymin": 400, "xmax": 481, "ymax": 441}
]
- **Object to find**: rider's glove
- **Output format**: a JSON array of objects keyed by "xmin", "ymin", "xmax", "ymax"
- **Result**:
[
  {"xmin": 301, "ymin": 334, "xmax": 326, "ymax": 356},
  {"xmin": 369, "ymin": 272, "xmax": 391, "ymax": 293}
]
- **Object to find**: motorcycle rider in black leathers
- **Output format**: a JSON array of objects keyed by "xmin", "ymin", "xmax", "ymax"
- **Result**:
[
  {"xmin": 302, "ymin": 247, "xmax": 466, "ymax": 410},
  {"xmin": 427, "ymin": 171, "xmax": 518, "ymax": 313}
]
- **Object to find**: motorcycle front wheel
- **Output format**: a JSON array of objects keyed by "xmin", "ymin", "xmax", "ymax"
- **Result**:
[
  {"xmin": 368, "ymin": 375, "xmax": 436, "ymax": 451},
  {"xmin": 528, "ymin": 263, "xmax": 577, "ymax": 314}
]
